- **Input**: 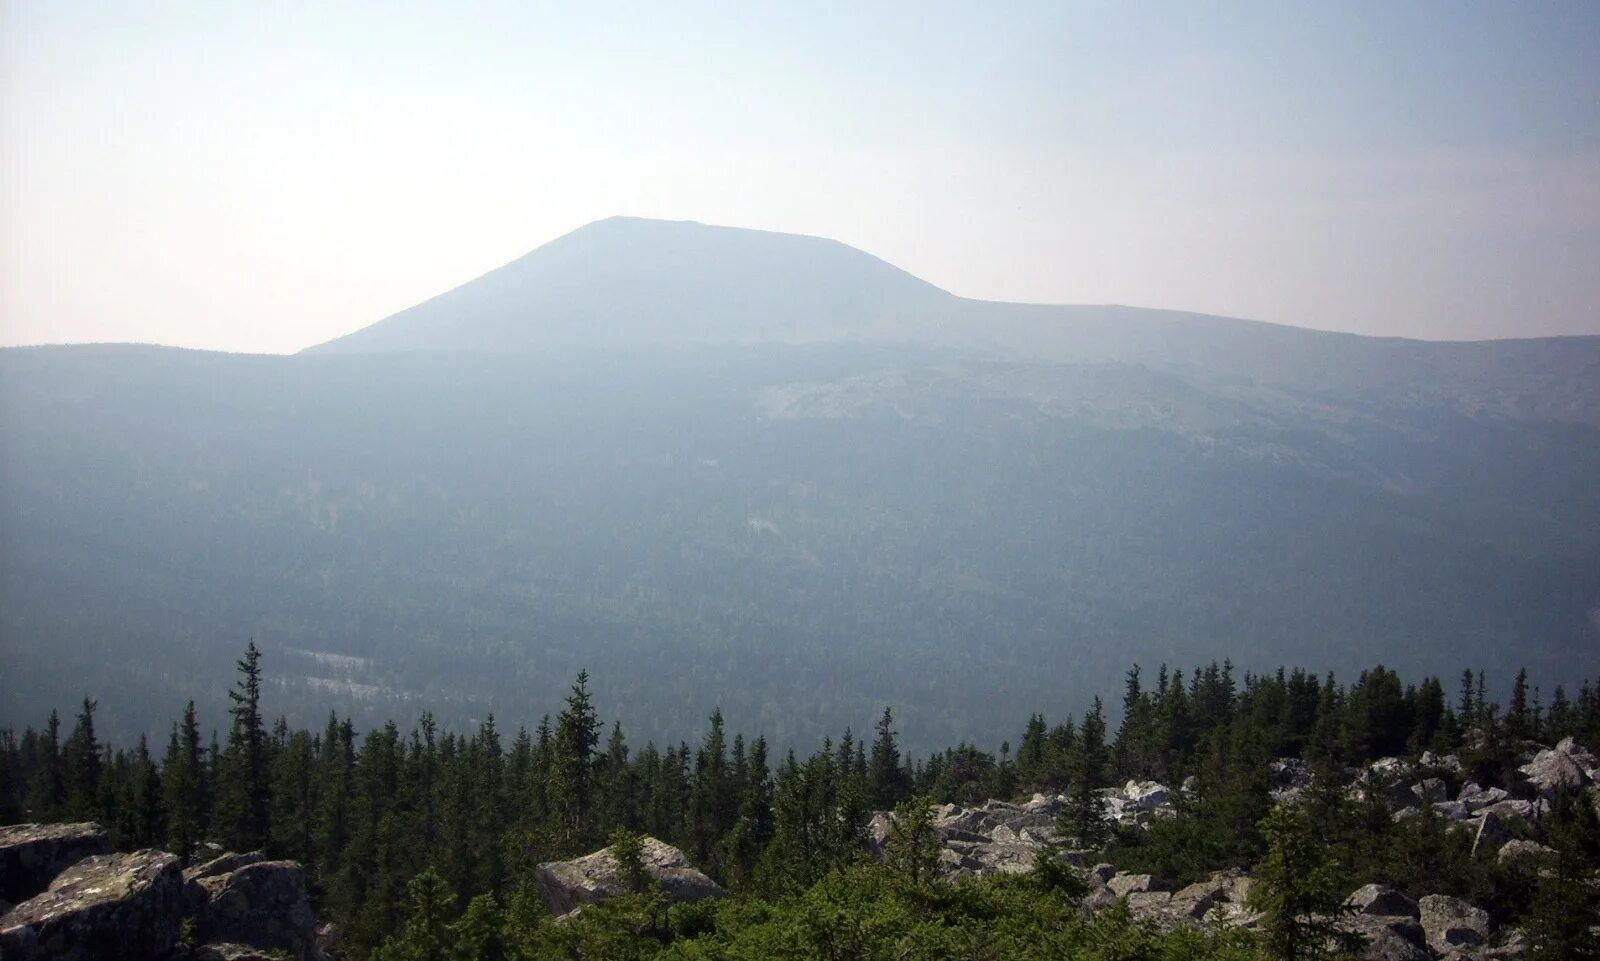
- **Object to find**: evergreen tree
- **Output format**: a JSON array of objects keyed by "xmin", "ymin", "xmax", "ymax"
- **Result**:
[
  {"xmin": 27, "ymin": 709, "xmax": 64, "ymax": 820},
  {"xmin": 883, "ymin": 795, "xmax": 941, "ymax": 884},
  {"xmin": 62, "ymin": 698, "xmax": 102, "ymax": 820},
  {"xmin": 449, "ymin": 892, "xmax": 505, "ymax": 961},
  {"xmin": 1250, "ymin": 802, "xmax": 1362, "ymax": 961},
  {"xmin": 374, "ymin": 867, "xmax": 457, "ymax": 961},
  {"xmin": 867, "ymin": 708, "xmax": 910, "ymax": 809},
  {"xmin": 218, "ymin": 642, "xmax": 271, "ymax": 851},
  {"xmin": 163, "ymin": 701, "xmax": 207, "ymax": 858},
  {"xmin": 549, "ymin": 672, "xmax": 601, "ymax": 847},
  {"xmin": 1525, "ymin": 789, "xmax": 1600, "ymax": 961},
  {"xmin": 1057, "ymin": 697, "xmax": 1109, "ymax": 850}
]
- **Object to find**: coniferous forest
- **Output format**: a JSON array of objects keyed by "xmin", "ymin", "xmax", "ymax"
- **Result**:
[{"xmin": 3, "ymin": 644, "xmax": 1598, "ymax": 960}]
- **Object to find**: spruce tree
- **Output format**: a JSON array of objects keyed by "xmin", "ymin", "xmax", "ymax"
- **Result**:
[
  {"xmin": 218, "ymin": 642, "xmax": 271, "ymax": 851},
  {"xmin": 1057, "ymin": 697, "xmax": 1109, "ymax": 850},
  {"xmin": 549, "ymin": 672, "xmax": 600, "ymax": 847},
  {"xmin": 163, "ymin": 701, "xmax": 207, "ymax": 858},
  {"xmin": 374, "ymin": 867, "xmax": 457, "ymax": 961},
  {"xmin": 27, "ymin": 709, "xmax": 64, "ymax": 820},
  {"xmin": 62, "ymin": 698, "xmax": 102, "ymax": 820},
  {"xmin": 867, "ymin": 707, "xmax": 910, "ymax": 808},
  {"xmin": 1250, "ymin": 802, "xmax": 1361, "ymax": 961}
]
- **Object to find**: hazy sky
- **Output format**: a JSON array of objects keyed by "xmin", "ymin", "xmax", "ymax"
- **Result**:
[{"xmin": 3, "ymin": 1, "xmax": 1598, "ymax": 353}]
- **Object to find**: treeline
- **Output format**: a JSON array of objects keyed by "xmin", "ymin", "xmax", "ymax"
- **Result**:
[{"xmin": 2, "ymin": 648, "xmax": 1599, "ymax": 958}]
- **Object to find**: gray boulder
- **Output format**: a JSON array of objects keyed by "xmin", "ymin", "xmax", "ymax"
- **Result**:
[
  {"xmin": 1123, "ymin": 780, "xmax": 1171, "ymax": 811},
  {"xmin": 535, "ymin": 836, "xmax": 724, "ymax": 917},
  {"xmin": 1412, "ymin": 778, "xmax": 1448, "ymax": 804},
  {"xmin": 1345, "ymin": 883, "xmax": 1420, "ymax": 919},
  {"xmin": 1496, "ymin": 839, "xmax": 1555, "ymax": 866},
  {"xmin": 1106, "ymin": 872, "xmax": 1168, "ymax": 896},
  {"xmin": 0, "ymin": 823, "xmax": 112, "ymax": 903},
  {"xmin": 1419, "ymin": 894, "xmax": 1492, "ymax": 953},
  {"xmin": 1459, "ymin": 783, "xmax": 1510, "ymax": 813},
  {"xmin": 1519, "ymin": 748, "xmax": 1592, "ymax": 795},
  {"xmin": 191, "ymin": 859, "xmax": 322, "ymax": 960},
  {"xmin": 0, "ymin": 849, "xmax": 183, "ymax": 961}
]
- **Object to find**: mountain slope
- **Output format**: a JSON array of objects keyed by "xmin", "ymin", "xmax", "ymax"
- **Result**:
[{"xmin": 308, "ymin": 217, "xmax": 1600, "ymax": 425}]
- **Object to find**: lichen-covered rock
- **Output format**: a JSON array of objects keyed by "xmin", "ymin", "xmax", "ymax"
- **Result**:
[
  {"xmin": 192, "ymin": 859, "xmax": 322, "ymax": 960},
  {"xmin": 535, "ymin": 837, "xmax": 724, "ymax": 917},
  {"xmin": 1345, "ymin": 883, "xmax": 1420, "ymax": 918},
  {"xmin": 0, "ymin": 823, "xmax": 112, "ymax": 903},
  {"xmin": 1340, "ymin": 914, "xmax": 1429, "ymax": 961},
  {"xmin": 0, "ymin": 849, "xmax": 182, "ymax": 961},
  {"xmin": 1419, "ymin": 893, "xmax": 1492, "ymax": 953}
]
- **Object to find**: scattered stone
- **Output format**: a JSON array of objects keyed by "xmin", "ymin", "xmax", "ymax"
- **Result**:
[
  {"xmin": 1420, "ymin": 751, "xmax": 1463, "ymax": 774},
  {"xmin": 1412, "ymin": 778, "xmax": 1448, "ymax": 804},
  {"xmin": 1496, "ymin": 839, "xmax": 1555, "ymax": 866},
  {"xmin": 535, "ymin": 836, "xmax": 724, "ymax": 917},
  {"xmin": 1519, "ymin": 748, "xmax": 1592, "ymax": 795},
  {"xmin": 1419, "ymin": 894, "xmax": 1492, "ymax": 953},
  {"xmin": 1124, "ymin": 780, "xmax": 1171, "ymax": 810},
  {"xmin": 1459, "ymin": 783, "xmax": 1510, "ymax": 813},
  {"xmin": 1106, "ymin": 872, "xmax": 1168, "ymax": 896},
  {"xmin": 1086, "ymin": 863, "xmax": 1117, "ymax": 886},
  {"xmin": 0, "ymin": 849, "xmax": 183, "ymax": 961},
  {"xmin": 1345, "ymin": 883, "xmax": 1420, "ymax": 918},
  {"xmin": 0, "ymin": 823, "xmax": 112, "ymax": 904}
]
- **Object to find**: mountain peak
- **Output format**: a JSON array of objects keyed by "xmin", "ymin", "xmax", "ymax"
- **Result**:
[{"xmin": 304, "ymin": 218, "xmax": 949, "ymax": 355}]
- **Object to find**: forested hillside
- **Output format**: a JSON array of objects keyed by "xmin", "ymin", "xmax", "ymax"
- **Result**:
[{"xmin": 3, "ymin": 649, "xmax": 1597, "ymax": 959}]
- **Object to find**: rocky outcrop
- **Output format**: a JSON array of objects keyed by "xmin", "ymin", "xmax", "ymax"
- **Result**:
[
  {"xmin": 191, "ymin": 860, "xmax": 321, "ymax": 959},
  {"xmin": 1418, "ymin": 893, "xmax": 1492, "ymax": 954},
  {"xmin": 0, "ymin": 824, "xmax": 322, "ymax": 961},
  {"xmin": 0, "ymin": 849, "xmax": 183, "ymax": 961},
  {"xmin": 535, "ymin": 836, "xmax": 724, "ymax": 918},
  {"xmin": 0, "ymin": 823, "xmax": 112, "ymax": 903}
]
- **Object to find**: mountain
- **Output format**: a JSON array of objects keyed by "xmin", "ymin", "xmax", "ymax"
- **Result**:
[
  {"xmin": 3, "ymin": 218, "xmax": 1598, "ymax": 751},
  {"xmin": 310, "ymin": 217, "xmax": 1600, "ymax": 426}
]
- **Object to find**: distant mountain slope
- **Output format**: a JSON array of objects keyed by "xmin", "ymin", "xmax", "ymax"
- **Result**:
[
  {"xmin": 4, "ymin": 218, "xmax": 1599, "ymax": 750},
  {"xmin": 308, "ymin": 217, "xmax": 1600, "ymax": 425}
]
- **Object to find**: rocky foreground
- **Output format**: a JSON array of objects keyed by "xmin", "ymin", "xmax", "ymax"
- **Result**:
[
  {"xmin": 3, "ymin": 739, "xmax": 1593, "ymax": 960},
  {"xmin": 0, "ymin": 823, "xmax": 323, "ymax": 961}
]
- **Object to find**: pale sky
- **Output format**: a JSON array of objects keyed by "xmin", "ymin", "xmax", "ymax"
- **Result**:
[{"xmin": 3, "ymin": 1, "xmax": 1598, "ymax": 354}]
